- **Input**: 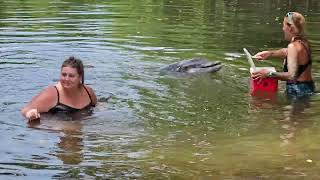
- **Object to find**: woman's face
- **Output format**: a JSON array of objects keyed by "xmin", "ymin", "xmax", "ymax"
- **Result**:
[
  {"xmin": 282, "ymin": 17, "xmax": 293, "ymax": 41},
  {"xmin": 60, "ymin": 66, "xmax": 81, "ymax": 89}
]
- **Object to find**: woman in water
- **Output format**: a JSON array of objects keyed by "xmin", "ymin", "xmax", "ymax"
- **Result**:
[
  {"xmin": 22, "ymin": 56, "xmax": 97, "ymax": 121},
  {"xmin": 252, "ymin": 12, "xmax": 315, "ymax": 98}
]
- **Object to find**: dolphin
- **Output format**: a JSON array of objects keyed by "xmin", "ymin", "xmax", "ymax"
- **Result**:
[{"xmin": 161, "ymin": 58, "xmax": 222, "ymax": 75}]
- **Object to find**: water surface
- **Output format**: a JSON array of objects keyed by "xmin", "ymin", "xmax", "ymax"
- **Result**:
[{"xmin": 1, "ymin": 0, "xmax": 320, "ymax": 179}]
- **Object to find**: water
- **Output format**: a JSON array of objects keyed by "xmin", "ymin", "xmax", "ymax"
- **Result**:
[{"xmin": 1, "ymin": 0, "xmax": 320, "ymax": 179}]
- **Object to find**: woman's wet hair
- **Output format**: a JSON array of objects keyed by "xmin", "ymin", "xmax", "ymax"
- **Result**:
[
  {"xmin": 61, "ymin": 56, "xmax": 84, "ymax": 84},
  {"xmin": 285, "ymin": 12, "xmax": 306, "ymax": 36}
]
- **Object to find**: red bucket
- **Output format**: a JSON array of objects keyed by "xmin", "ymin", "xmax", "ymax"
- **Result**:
[
  {"xmin": 250, "ymin": 77, "xmax": 278, "ymax": 92},
  {"xmin": 249, "ymin": 67, "xmax": 278, "ymax": 96}
]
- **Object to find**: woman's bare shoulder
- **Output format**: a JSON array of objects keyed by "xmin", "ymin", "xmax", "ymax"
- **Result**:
[
  {"xmin": 84, "ymin": 85, "xmax": 97, "ymax": 104},
  {"xmin": 22, "ymin": 85, "xmax": 58, "ymax": 113},
  {"xmin": 40, "ymin": 85, "xmax": 58, "ymax": 96},
  {"xmin": 290, "ymin": 41, "xmax": 304, "ymax": 50},
  {"xmin": 83, "ymin": 85, "xmax": 94, "ymax": 92},
  {"xmin": 29, "ymin": 85, "xmax": 58, "ymax": 104}
]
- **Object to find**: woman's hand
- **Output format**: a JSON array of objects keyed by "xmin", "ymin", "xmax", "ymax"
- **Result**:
[
  {"xmin": 253, "ymin": 51, "xmax": 272, "ymax": 61},
  {"xmin": 251, "ymin": 69, "xmax": 270, "ymax": 81},
  {"xmin": 25, "ymin": 109, "xmax": 40, "ymax": 121}
]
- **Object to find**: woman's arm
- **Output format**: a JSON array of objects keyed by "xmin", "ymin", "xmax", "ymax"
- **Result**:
[
  {"xmin": 285, "ymin": 43, "xmax": 299, "ymax": 80},
  {"xmin": 254, "ymin": 48, "xmax": 287, "ymax": 60},
  {"xmin": 21, "ymin": 86, "xmax": 57, "ymax": 121},
  {"xmin": 251, "ymin": 44, "xmax": 298, "ymax": 81},
  {"xmin": 269, "ymin": 44, "xmax": 299, "ymax": 81}
]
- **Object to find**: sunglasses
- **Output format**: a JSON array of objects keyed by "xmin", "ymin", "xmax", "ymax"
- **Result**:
[{"xmin": 286, "ymin": 12, "xmax": 294, "ymax": 25}]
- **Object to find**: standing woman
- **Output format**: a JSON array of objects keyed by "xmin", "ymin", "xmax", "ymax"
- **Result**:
[
  {"xmin": 252, "ymin": 12, "xmax": 315, "ymax": 98},
  {"xmin": 22, "ymin": 56, "xmax": 97, "ymax": 121}
]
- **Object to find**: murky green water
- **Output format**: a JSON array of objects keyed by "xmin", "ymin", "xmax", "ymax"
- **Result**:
[{"xmin": 1, "ymin": 0, "xmax": 320, "ymax": 179}]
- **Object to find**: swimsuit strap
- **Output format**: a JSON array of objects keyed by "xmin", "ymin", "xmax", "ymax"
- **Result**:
[
  {"xmin": 298, "ymin": 40, "xmax": 312, "ymax": 65},
  {"xmin": 53, "ymin": 86, "xmax": 60, "ymax": 105},
  {"xmin": 292, "ymin": 37, "xmax": 312, "ymax": 64},
  {"xmin": 284, "ymin": 38, "xmax": 312, "ymax": 77},
  {"xmin": 83, "ymin": 85, "xmax": 93, "ymax": 105},
  {"xmin": 53, "ymin": 85, "xmax": 93, "ymax": 106},
  {"xmin": 294, "ymin": 39, "xmax": 312, "ymax": 77}
]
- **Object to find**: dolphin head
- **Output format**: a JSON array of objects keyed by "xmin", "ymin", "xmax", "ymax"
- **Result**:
[{"xmin": 162, "ymin": 58, "xmax": 222, "ymax": 75}]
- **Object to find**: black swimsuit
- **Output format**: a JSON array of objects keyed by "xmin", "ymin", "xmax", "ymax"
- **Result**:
[
  {"xmin": 49, "ymin": 86, "xmax": 94, "ymax": 113},
  {"xmin": 283, "ymin": 38, "xmax": 315, "ymax": 98},
  {"xmin": 283, "ymin": 38, "xmax": 312, "ymax": 78}
]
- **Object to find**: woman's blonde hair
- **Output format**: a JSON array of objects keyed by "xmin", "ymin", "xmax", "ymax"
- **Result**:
[{"xmin": 285, "ymin": 12, "xmax": 306, "ymax": 36}]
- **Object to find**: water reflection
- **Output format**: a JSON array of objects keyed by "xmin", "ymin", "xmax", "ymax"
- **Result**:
[
  {"xmin": 27, "ymin": 112, "xmax": 90, "ymax": 165},
  {"xmin": 250, "ymin": 91, "xmax": 316, "ymax": 147},
  {"xmin": 279, "ymin": 96, "xmax": 313, "ymax": 145},
  {"xmin": 57, "ymin": 130, "xmax": 83, "ymax": 165},
  {"xmin": 249, "ymin": 93, "xmax": 279, "ymax": 110}
]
